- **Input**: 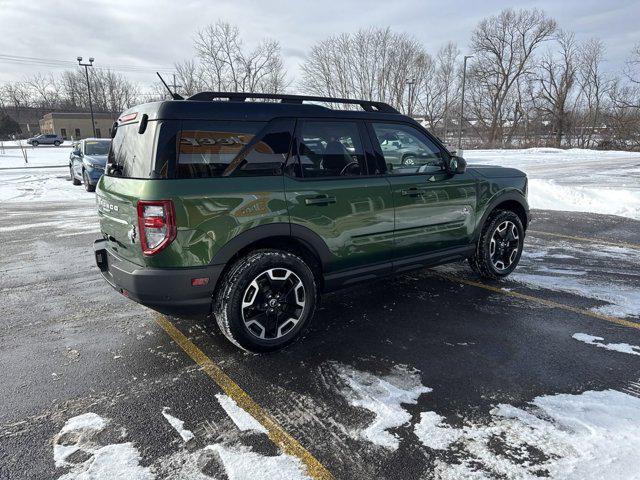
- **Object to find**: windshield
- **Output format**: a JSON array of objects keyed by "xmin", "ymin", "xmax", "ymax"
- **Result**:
[{"xmin": 84, "ymin": 140, "xmax": 111, "ymax": 156}]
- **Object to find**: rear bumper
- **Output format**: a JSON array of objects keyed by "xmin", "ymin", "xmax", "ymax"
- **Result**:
[{"xmin": 94, "ymin": 239, "xmax": 223, "ymax": 314}]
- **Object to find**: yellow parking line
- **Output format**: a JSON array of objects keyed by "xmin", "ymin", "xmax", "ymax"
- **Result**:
[
  {"xmin": 529, "ymin": 230, "xmax": 640, "ymax": 250},
  {"xmin": 434, "ymin": 272, "xmax": 640, "ymax": 331},
  {"xmin": 154, "ymin": 313, "xmax": 334, "ymax": 480}
]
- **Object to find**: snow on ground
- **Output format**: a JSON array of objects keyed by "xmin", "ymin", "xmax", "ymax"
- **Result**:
[
  {"xmin": 466, "ymin": 148, "xmax": 640, "ymax": 219},
  {"xmin": 334, "ymin": 363, "xmax": 431, "ymax": 450},
  {"xmin": 161, "ymin": 407, "xmax": 195, "ymax": 443},
  {"xmin": 332, "ymin": 365, "xmax": 640, "ymax": 479},
  {"xmin": 207, "ymin": 444, "xmax": 311, "ymax": 480},
  {"xmin": 53, "ymin": 413, "xmax": 152, "ymax": 480},
  {"xmin": 215, "ymin": 394, "xmax": 268, "ymax": 434},
  {"xmin": 509, "ymin": 237, "xmax": 640, "ymax": 319},
  {"xmin": 572, "ymin": 333, "xmax": 640, "ymax": 356},
  {"xmin": 0, "ymin": 146, "xmax": 93, "ymax": 203}
]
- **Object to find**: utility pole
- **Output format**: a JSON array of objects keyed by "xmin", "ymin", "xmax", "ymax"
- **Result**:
[
  {"xmin": 457, "ymin": 55, "xmax": 473, "ymax": 152},
  {"xmin": 77, "ymin": 56, "xmax": 96, "ymax": 137},
  {"xmin": 406, "ymin": 78, "xmax": 416, "ymax": 118}
]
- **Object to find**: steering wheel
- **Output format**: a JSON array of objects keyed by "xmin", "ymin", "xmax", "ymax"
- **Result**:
[{"xmin": 339, "ymin": 161, "xmax": 360, "ymax": 176}]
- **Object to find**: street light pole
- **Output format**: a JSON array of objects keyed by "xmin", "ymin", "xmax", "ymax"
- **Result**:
[
  {"xmin": 77, "ymin": 56, "xmax": 96, "ymax": 138},
  {"xmin": 457, "ymin": 55, "xmax": 473, "ymax": 152},
  {"xmin": 406, "ymin": 78, "xmax": 416, "ymax": 118}
]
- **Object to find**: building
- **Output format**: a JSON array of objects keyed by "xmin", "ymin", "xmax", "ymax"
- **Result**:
[{"xmin": 39, "ymin": 112, "xmax": 117, "ymax": 140}]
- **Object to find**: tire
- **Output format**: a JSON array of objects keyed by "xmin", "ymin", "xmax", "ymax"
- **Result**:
[
  {"xmin": 83, "ymin": 170, "xmax": 95, "ymax": 192},
  {"xmin": 71, "ymin": 166, "xmax": 81, "ymax": 185},
  {"xmin": 213, "ymin": 249, "xmax": 317, "ymax": 353},
  {"xmin": 469, "ymin": 210, "xmax": 524, "ymax": 280},
  {"xmin": 32, "ymin": 141, "xmax": 38, "ymax": 146},
  {"xmin": 54, "ymin": 141, "xmax": 61, "ymax": 146},
  {"xmin": 402, "ymin": 155, "xmax": 417, "ymax": 166}
]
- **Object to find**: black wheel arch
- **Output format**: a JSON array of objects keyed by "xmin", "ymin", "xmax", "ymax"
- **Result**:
[
  {"xmin": 474, "ymin": 191, "xmax": 529, "ymax": 244},
  {"xmin": 209, "ymin": 223, "xmax": 331, "ymax": 292}
]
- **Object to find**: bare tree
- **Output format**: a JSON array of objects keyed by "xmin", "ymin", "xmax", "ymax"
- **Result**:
[
  {"xmin": 537, "ymin": 30, "xmax": 578, "ymax": 146},
  {"xmin": 574, "ymin": 38, "xmax": 610, "ymax": 147},
  {"xmin": 301, "ymin": 27, "xmax": 430, "ymax": 114},
  {"xmin": 468, "ymin": 8, "xmax": 556, "ymax": 146},
  {"xmin": 418, "ymin": 42, "xmax": 460, "ymax": 139},
  {"xmin": 194, "ymin": 21, "xmax": 287, "ymax": 93}
]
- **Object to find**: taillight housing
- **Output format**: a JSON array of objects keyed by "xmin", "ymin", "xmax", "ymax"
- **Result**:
[{"xmin": 137, "ymin": 200, "xmax": 177, "ymax": 255}]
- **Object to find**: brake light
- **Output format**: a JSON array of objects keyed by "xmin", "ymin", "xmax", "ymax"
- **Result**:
[
  {"xmin": 119, "ymin": 112, "xmax": 138, "ymax": 123},
  {"xmin": 137, "ymin": 200, "xmax": 177, "ymax": 255}
]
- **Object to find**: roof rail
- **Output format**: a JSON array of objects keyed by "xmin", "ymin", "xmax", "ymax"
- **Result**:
[{"xmin": 185, "ymin": 92, "xmax": 400, "ymax": 114}]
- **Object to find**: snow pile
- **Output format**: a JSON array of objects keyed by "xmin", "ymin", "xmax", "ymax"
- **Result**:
[
  {"xmin": 572, "ymin": 333, "xmax": 640, "ymax": 356},
  {"xmin": 215, "ymin": 394, "xmax": 268, "ymax": 434},
  {"xmin": 53, "ymin": 413, "xmax": 152, "ymax": 480},
  {"xmin": 162, "ymin": 407, "xmax": 195, "ymax": 443},
  {"xmin": 466, "ymin": 148, "xmax": 640, "ymax": 219},
  {"xmin": 425, "ymin": 389, "xmax": 640, "ymax": 480},
  {"xmin": 334, "ymin": 363, "xmax": 431, "ymax": 450}
]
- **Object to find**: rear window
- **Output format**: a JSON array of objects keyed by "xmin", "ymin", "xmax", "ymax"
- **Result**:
[
  {"xmin": 107, "ymin": 122, "xmax": 155, "ymax": 178},
  {"xmin": 84, "ymin": 139, "xmax": 111, "ymax": 156}
]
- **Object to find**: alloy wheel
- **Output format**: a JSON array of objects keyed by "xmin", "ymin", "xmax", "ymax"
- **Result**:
[
  {"xmin": 489, "ymin": 220, "xmax": 520, "ymax": 271},
  {"xmin": 241, "ymin": 268, "xmax": 306, "ymax": 340}
]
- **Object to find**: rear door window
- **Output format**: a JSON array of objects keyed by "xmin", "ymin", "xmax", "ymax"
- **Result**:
[{"xmin": 294, "ymin": 120, "xmax": 370, "ymax": 178}]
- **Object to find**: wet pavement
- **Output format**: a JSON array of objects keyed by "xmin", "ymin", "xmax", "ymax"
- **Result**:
[{"xmin": 1, "ymin": 196, "xmax": 639, "ymax": 480}]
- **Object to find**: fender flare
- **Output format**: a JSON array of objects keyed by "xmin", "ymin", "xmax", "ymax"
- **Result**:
[
  {"xmin": 473, "ymin": 190, "xmax": 530, "ymax": 243},
  {"xmin": 209, "ymin": 222, "xmax": 332, "ymax": 268}
]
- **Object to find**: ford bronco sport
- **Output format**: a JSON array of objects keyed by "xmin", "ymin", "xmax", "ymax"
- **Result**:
[{"xmin": 94, "ymin": 92, "xmax": 529, "ymax": 352}]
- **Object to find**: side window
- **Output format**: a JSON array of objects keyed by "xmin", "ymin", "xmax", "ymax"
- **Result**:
[
  {"xmin": 371, "ymin": 123, "xmax": 446, "ymax": 175},
  {"xmin": 177, "ymin": 120, "xmax": 293, "ymax": 178},
  {"xmin": 295, "ymin": 121, "xmax": 367, "ymax": 178}
]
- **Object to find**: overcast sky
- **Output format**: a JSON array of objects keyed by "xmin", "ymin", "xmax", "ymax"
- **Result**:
[{"xmin": 1, "ymin": 0, "xmax": 638, "ymax": 94}]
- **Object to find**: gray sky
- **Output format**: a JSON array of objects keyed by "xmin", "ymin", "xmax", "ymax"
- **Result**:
[{"xmin": 1, "ymin": 0, "xmax": 638, "ymax": 94}]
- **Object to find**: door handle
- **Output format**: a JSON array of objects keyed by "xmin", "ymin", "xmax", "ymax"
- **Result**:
[
  {"xmin": 401, "ymin": 187, "xmax": 426, "ymax": 197},
  {"xmin": 304, "ymin": 195, "xmax": 337, "ymax": 206}
]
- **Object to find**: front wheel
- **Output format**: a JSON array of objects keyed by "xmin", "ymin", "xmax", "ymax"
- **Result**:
[
  {"xmin": 469, "ymin": 210, "xmax": 524, "ymax": 279},
  {"xmin": 31, "ymin": 141, "xmax": 39, "ymax": 147},
  {"xmin": 83, "ymin": 171, "xmax": 95, "ymax": 192},
  {"xmin": 71, "ymin": 166, "xmax": 81, "ymax": 185},
  {"xmin": 213, "ymin": 249, "xmax": 317, "ymax": 352},
  {"xmin": 54, "ymin": 141, "xmax": 61, "ymax": 146},
  {"xmin": 402, "ymin": 155, "xmax": 417, "ymax": 166}
]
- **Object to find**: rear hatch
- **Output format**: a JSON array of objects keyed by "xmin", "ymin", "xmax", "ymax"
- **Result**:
[{"xmin": 96, "ymin": 111, "xmax": 176, "ymax": 266}]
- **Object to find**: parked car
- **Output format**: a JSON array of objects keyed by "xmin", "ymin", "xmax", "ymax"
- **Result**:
[
  {"xmin": 69, "ymin": 138, "xmax": 112, "ymax": 192},
  {"xmin": 27, "ymin": 134, "xmax": 63, "ymax": 146},
  {"xmin": 93, "ymin": 93, "xmax": 529, "ymax": 352}
]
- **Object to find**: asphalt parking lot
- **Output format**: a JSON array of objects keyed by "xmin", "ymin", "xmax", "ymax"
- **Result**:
[{"xmin": 1, "ymin": 196, "xmax": 639, "ymax": 479}]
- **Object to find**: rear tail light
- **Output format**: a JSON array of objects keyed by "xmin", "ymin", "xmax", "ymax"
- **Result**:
[{"xmin": 137, "ymin": 200, "xmax": 177, "ymax": 255}]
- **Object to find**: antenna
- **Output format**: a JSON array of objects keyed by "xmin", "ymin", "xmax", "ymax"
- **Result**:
[{"xmin": 156, "ymin": 72, "xmax": 183, "ymax": 100}]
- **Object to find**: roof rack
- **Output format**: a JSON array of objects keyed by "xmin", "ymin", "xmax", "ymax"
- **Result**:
[{"xmin": 185, "ymin": 92, "xmax": 400, "ymax": 114}]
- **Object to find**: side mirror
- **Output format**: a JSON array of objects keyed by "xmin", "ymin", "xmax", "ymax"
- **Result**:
[{"xmin": 449, "ymin": 155, "xmax": 467, "ymax": 174}]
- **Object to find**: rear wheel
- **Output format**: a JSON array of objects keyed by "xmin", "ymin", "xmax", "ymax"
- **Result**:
[
  {"xmin": 469, "ymin": 210, "xmax": 524, "ymax": 279},
  {"xmin": 83, "ymin": 170, "xmax": 95, "ymax": 192},
  {"xmin": 213, "ymin": 249, "xmax": 317, "ymax": 352}
]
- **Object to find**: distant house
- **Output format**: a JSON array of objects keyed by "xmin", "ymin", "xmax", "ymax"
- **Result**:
[{"xmin": 39, "ymin": 112, "xmax": 116, "ymax": 140}]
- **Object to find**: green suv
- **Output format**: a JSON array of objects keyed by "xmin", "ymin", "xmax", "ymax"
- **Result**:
[{"xmin": 94, "ymin": 93, "xmax": 529, "ymax": 352}]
